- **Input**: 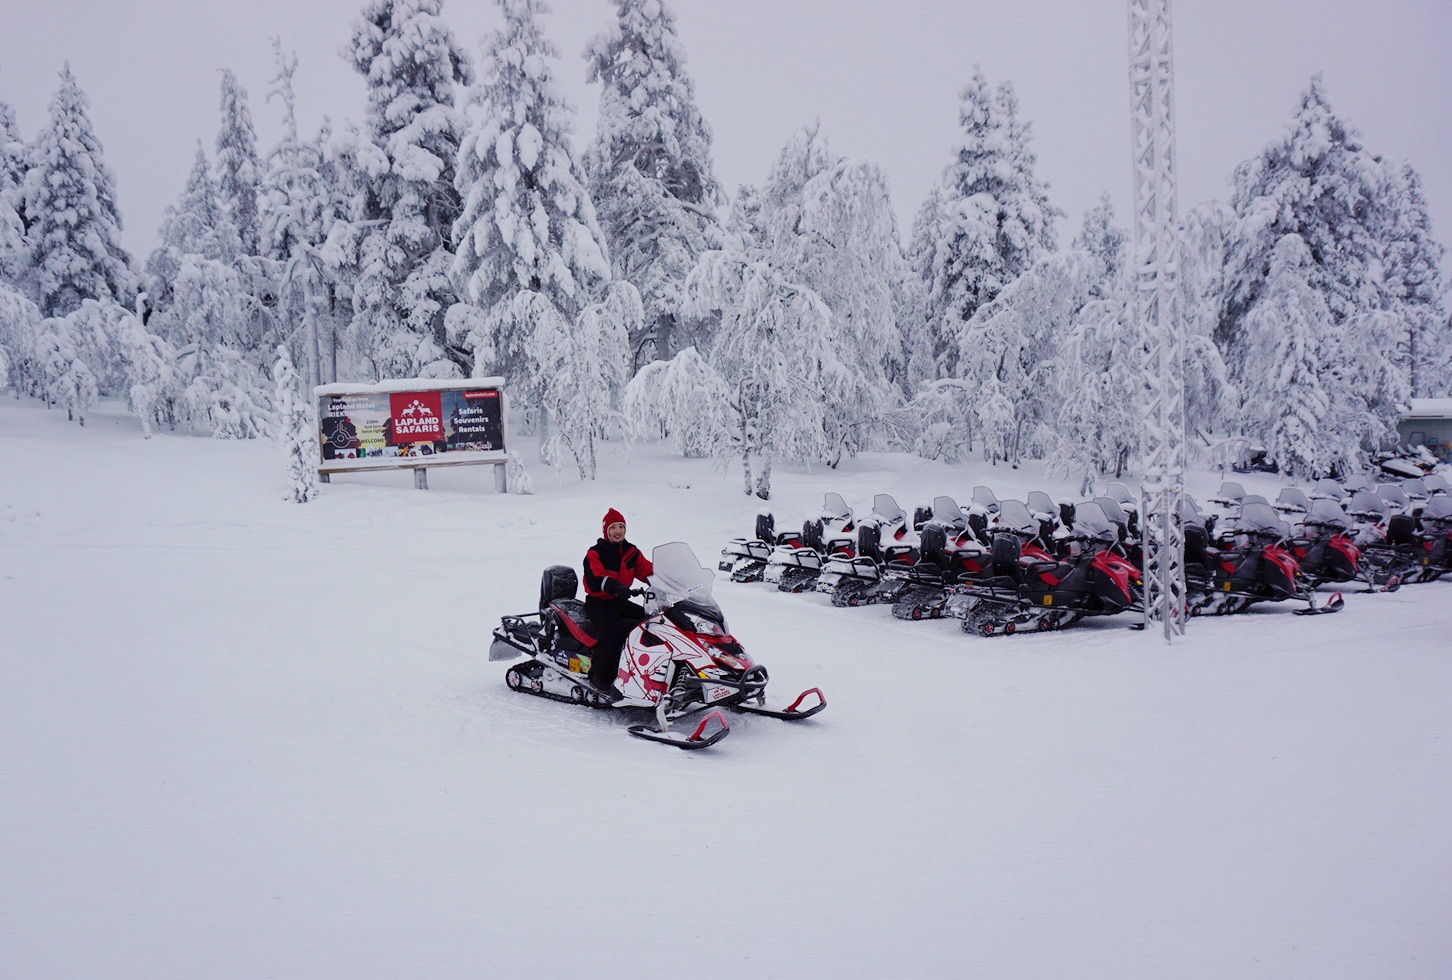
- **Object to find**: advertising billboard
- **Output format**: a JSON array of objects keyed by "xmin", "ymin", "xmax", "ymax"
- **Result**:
[{"xmin": 315, "ymin": 378, "xmax": 507, "ymax": 481}]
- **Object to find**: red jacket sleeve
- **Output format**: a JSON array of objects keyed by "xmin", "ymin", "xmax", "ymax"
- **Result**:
[{"xmin": 632, "ymin": 547, "xmax": 653, "ymax": 580}]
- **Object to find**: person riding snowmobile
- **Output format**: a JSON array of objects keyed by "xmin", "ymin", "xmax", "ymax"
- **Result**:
[{"xmin": 583, "ymin": 508, "xmax": 654, "ymax": 695}]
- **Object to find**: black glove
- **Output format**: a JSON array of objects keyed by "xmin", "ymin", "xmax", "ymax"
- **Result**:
[
  {"xmin": 629, "ymin": 587, "xmax": 647, "ymax": 597},
  {"xmin": 604, "ymin": 578, "xmax": 629, "ymax": 598}
]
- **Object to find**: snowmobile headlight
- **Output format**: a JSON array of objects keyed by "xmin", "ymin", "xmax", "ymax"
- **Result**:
[{"xmin": 684, "ymin": 610, "xmax": 727, "ymax": 636}]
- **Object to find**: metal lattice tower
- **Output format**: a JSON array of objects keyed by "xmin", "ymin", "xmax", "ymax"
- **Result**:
[{"xmin": 1128, "ymin": 0, "xmax": 1186, "ymax": 639}]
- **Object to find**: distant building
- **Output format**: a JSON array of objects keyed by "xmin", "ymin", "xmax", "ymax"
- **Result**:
[{"xmin": 1398, "ymin": 399, "xmax": 1452, "ymax": 462}]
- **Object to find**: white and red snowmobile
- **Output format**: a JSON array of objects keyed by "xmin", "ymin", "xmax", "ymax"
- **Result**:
[
  {"xmin": 816, "ymin": 493, "xmax": 924, "ymax": 606},
  {"xmin": 763, "ymin": 492, "xmax": 857, "ymax": 593},
  {"xmin": 718, "ymin": 512, "xmax": 804, "ymax": 583},
  {"xmin": 1186, "ymin": 502, "xmax": 1343, "ymax": 617},
  {"xmin": 490, "ymin": 542, "xmax": 825, "ymax": 750},
  {"xmin": 890, "ymin": 495, "xmax": 1000, "ymax": 621}
]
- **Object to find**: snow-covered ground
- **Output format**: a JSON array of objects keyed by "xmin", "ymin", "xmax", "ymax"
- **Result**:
[{"xmin": 2, "ymin": 397, "xmax": 1450, "ymax": 978}]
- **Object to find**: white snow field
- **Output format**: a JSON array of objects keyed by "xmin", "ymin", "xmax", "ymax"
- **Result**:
[{"xmin": 2, "ymin": 397, "xmax": 1450, "ymax": 979}]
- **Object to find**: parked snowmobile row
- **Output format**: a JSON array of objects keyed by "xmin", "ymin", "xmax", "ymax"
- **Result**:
[{"xmin": 490, "ymin": 542, "xmax": 825, "ymax": 750}]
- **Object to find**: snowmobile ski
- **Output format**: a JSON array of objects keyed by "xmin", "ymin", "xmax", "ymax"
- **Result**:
[
  {"xmin": 1293, "ymin": 591, "xmax": 1345, "ymax": 616},
  {"xmin": 628, "ymin": 711, "xmax": 731, "ymax": 750},
  {"xmin": 730, "ymin": 688, "xmax": 827, "ymax": 720}
]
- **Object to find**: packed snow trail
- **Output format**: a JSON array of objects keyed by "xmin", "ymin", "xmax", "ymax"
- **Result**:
[{"xmin": 1, "ymin": 399, "xmax": 1450, "ymax": 978}]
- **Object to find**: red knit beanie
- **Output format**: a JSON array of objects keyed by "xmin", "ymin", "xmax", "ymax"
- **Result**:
[{"xmin": 603, "ymin": 508, "xmax": 626, "ymax": 535}]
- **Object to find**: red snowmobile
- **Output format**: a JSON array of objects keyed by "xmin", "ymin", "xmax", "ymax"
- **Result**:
[{"xmin": 490, "ymin": 542, "xmax": 825, "ymax": 750}]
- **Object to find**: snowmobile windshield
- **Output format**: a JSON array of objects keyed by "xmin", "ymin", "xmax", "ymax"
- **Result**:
[
  {"xmin": 1424, "ymin": 475, "xmax": 1450, "ymax": 493},
  {"xmin": 1343, "ymin": 475, "xmax": 1372, "ymax": 493},
  {"xmin": 1422, "ymin": 496, "xmax": 1452, "ymax": 521},
  {"xmin": 1214, "ymin": 481, "xmax": 1245, "ymax": 502},
  {"xmin": 1306, "ymin": 499, "xmax": 1351, "ymax": 529},
  {"xmin": 1071, "ymin": 502, "xmax": 1115, "ymax": 542},
  {"xmin": 873, "ymin": 494, "xmax": 905, "ymax": 523},
  {"xmin": 821, "ymin": 493, "xmax": 850, "ymax": 519},
  {"xmin": 1349, "ymin": 491, "xmax": 1386, "ymax": 516},
  {"xmin": 1402, "ymin": 479, "xmax": 1428, "ymax": 499},
  {"xmin": 1094, "ymin": 497, "xmax": 1128, "ymax": 526},
  {"xmin": 649, "ymin": 541, "xmax": 715, "ymax": 605},
  {"xmin": 1106, "ymin": 483, "xmax": 1135, "ymax": 506},
  {"xmin": 1277, "ymin": 488, "xmax": 1310, "ymax": 511},
  {"xmin": 932, "ymin": 496, "xmax": 966, "ymax": 528},
  {"xmin": 1178, "ymin": 496, "xmax": 1207, "ymax": 527},
  {"xmin": 971, "ymin": 486, "xmax": 999, "ymax": 512},
  {"xmin": 1238, "ymin": 503, "xmax": 1288, "ymax": 538},
  {"xmin": 1026, "ymin": 491, "xmax": 1056, "ymax": 519},
  {"xmin": 1378, "ymin": 485, "xmax": 1410, "ymax": 508},
  {"xmin": 1312, "ymin": 479, "xmax": 1346, "ymax": 500},
  {"xmin": 996, "ymin": 500, "xmax": 1036, "ymax": 535}
]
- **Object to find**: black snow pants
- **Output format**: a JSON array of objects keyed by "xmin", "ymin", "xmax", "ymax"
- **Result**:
[{"xmin": 584, "ymin": 597, "xmax": 647, "ymax": 691}]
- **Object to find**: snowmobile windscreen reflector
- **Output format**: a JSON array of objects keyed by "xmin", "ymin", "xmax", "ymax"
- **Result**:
[
  {"xmin": 1307, "ymin": 498, "xmax": 1351, "ymax": 528},
  {"xmin": 650, "ymin": 541, "xmax": 715, "ymax": 604},
  {"xmin": 1350, "ymin": 490, "xmax": 1386, "ymax": 516},
  {"xmin": 1071, "ymin": 502, "xmax": 1115, "ymax": 541},
  {"xmin": 873, "ymin": 494, "xmax": 905, "ymax": 524},
  {"xmin": 1239, "ymin": 503, "xmax": 1288, "ymax": 537},
  {"xmin": 996, "ymin": 500, "xmax": 1037, "ymax": 535},
  {"xmin": 1422, "ymin": 496, "xmax": 1452, "ymax": 521}
]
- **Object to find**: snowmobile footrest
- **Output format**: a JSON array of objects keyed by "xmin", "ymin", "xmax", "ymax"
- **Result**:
[
  {"xmin": 732, "ymin": 688, "xmax": 826, "ymax": 720},
  {"xmin": 628, "ymin": 711, "xmax": 731, "ymax": 750}
]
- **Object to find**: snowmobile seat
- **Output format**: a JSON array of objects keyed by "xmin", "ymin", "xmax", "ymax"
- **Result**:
[
  {"xmin": 991, "ymin": 533, "xmax": 1022, "ymax": 580},
  {"xmin": 1183, "ymin": 524, "xmax": 1208, "ymax": 569},
  {"xmin": 539, "ymin": 565, "xmax": 579, "ymax": 610},
  {"xmin": 547, "ymin": 599, "xmax": 600, "ymax": 652}
]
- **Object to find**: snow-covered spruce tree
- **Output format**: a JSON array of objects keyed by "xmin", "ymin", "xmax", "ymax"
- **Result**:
[
  {"xmin": 145, "ymin": 142, "xmax": 244, "ymax": 317},
  {"xmin": 917, "ymin": 69, "xmax": 1059, "ymax": 380},
  {"xmin": 1222, "ymin": 77, "xmax": 1389, "ymax": 372},
  {"xmin": 0, "ymin": 98, "xmax": 27, "ymax": 289},
  {"xmin": 1382, "ymin": 163, "xmax": 1448, "ymax": 396},
  {"xmin": 955, "ymin": 251, "xmax": 1096, "ymax": 465},
  {"xmin": 273, "ymin": 345, "xmax": 319, "ymax": 502},
  {"xmin": 1178, "ymin": 200, "xmax": 1239, "ymax": 442},
  {"xmin": 684, "ymin": 189, "xmax": 834, "ymax": 499},
  {"xmin": 216, "ymin": 69, "xmax": 263, "ymax": 257},
  {"xmin": 767, "ymin": 127, "xmax": 908, "ymax": 462},
  {"xmin": 34, "ymin": 310, "xmax": 98, "ymax": 423},
  {"xmin": 337, "ymin": 0, "xmax": 473, "ymax": 379},
  {"xmin": 583, "ymin": 0, "xmax": 721, "ymax": 360},
  {"xmin": 0, "ymin": 283, "xmax": 42, "ymax": 393},
  {"xmin": 621, "ymin": 344, "xmax": 732, "ymax": 457},
  {"xmin": 451, "ymin": 0, "xmax": 611, "ymax": 411},
  {"xmin": 1237, "ymin": 235, "xmax": 1337, "ymax": 478},
  {"xmin": 529, "ymin": 282, "xmax": 638, "ymax": 479},
  {"xmin": 23, "ymin": 65, "xmax": 135, "ymax": 318}
]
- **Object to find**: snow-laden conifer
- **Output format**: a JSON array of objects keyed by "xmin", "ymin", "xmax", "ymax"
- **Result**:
[
  {"xmin": 146, "ymin": 143, "xmax": 244, "ymax": 314},
  {"xmin": 1382, "ymin": 163, "xmax": 1448, "ymax": 396},
  {"xmin": 918, "ymin": 69, "xmax": 1059, "ymax": 379},
  {"xmin": 583, "ymin": 0, "xmax": 721, "ymax": 359},
  {"xmin": 0, "ymin": 99, "xmax": 26, "ymax": 288},
  {"xmin": 622, "ymin": 344, "xmax": 732, "ymax": 457},
  {"xmin": 0, "ymin": 283, "xmax": 42, "ymax": 393},
  {"xmin": 216, "ymin": 69, "xmax": 263, "ymax": 256},
  {"xmin": 337, "ymin": 0, "xmax": 473, "ymax": 379},
  {"xmin": 273, "ymin": 345, "xmax": 318, "ymax": 502},
  {"xmin": 1237, "ymin": 235, "xmax": 1336, "ymax": 478},
  {"xmin": 24, "ymin": 65, "xmax": 135, "ymax": 317},
  {"xmin": 452, "ymin": 0, "xmax": 611, "ymax": 401}
]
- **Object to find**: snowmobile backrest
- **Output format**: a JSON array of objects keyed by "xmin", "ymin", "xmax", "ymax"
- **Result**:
[
  {"xmin": 1342, "ymin": 474, "xmax": 1372, "ymax": 494},
  {"xmin": 539, "ymin": 565, "xmax": 578, "ymax": 610},
  {"xmin": 872, "ymin": 493, "xmax": 905, "ymax": 525},
  {"xmin": 918, "ymin": 523, "xmax": 948, "ymax": 567},
  {"xmin": 1059, "ymin": 502, "xmax": 1077, "ymax": 529},
  {"xmin": 1183, "ymin": 524, "xmax": 1208, "ymax": 567},
  {"xmin": 1310, "ymin": 478, "xmax": 1345, "ymax": 501},
  {"xmin": 1275, "ymin": 488, "xmax": 1311, "ymax": 513},
  {"xmin": 932, "ymin": 496, "xmax": 967, "ymax": 529},
  {"xmin": 967, "ymin": 511, "xmax": 989, "ymax": 543},
  {"xmin": 991, "ymin": 533, "xmax": 1022, "ymax": 577},
  {"xmin": 912, "ymin": 505, "xmax": 934, "ymax": 531},
  {"xmin": 995, "ymin": 500, "xmax": 1037, "ymax": 536},
  {"xmin": 857, "ymin": 522, "xmax": 883, "ymax": 562},
  {"xmin": 821, "ymin": 492, "xmax": 851, "ymax": 520},
  {"xmin": 1106, "ymin": 482, "xmax": 1135, "ymax": 507},
  {"xmin": 755, "ymin": 512, "xmax": 776, "ymax": 543},
  {"xmin": 1027, "ymin": 491, "xmax": 1057, "ymax": 520},
  {"xmin": 971, "ymin": 486, "xmax": 1000, "ymax": 514},
  {"xmin": 1385, "ymin": 514, "xmax": 1417, "ymax": 546},
  {"xmin": 1402, "ymin": 478, "xmax": 1428, "ymax": 500}
]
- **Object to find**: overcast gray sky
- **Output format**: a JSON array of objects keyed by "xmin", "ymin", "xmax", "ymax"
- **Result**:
[{"xmin": 2, "ymin": 0, "xmax": 1448, "ymax": 269}]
